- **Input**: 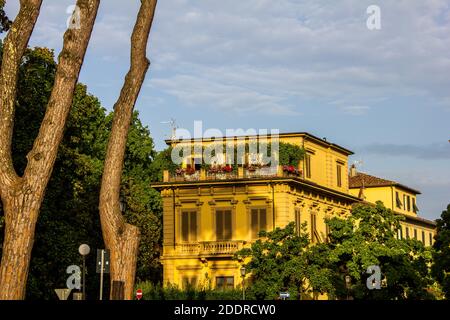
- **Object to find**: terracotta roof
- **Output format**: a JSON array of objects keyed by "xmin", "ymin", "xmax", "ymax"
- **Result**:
[{"xmin": 349, "ymin": 172, "xmax": 421, "ymax": 194}]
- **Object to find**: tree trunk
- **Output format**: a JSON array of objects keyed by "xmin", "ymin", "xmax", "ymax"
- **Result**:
[
  {"xmin": 0, "ymin": 0, "xmax": 100, "ymax": 299},
  {"xmin": 99, "ymin": 0, "xmax": 157, "ymax": 300}
]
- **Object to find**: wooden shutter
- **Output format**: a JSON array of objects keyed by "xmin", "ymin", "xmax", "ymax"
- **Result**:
[
  {"xmin": 259, "ymin": 208, "xmax": 267, "ymax": 231},
  {"xmin": 181, "ymin": 212, "xmax": 189, "ymax": 242},
  {"xmin": 190, "ymin": 211, "xmax": 197, "ymax": 241},
  {"xmin": 224, "ymin": 210, "xmax": 232, "ymax": 240},
  {"xmin": 295, "ymin": 208, "xmax": 300, "ymax": 235},
  {"xmin": 216, "ymin": 210, "xmax": 224, "ymax": 240},
  {"xmin": 305, "ymin": 154, "xmax": 311, "ymax": 178},
  {"xmin": 251, "ymin": 209, "xmax": 258, "ymax": 239}
]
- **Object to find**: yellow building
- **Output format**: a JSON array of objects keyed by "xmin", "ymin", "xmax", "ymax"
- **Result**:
[
  {"xmin": 151, "ymin": 132, "xmax": 436, "ymax": 291},
  {"xmin": 348, "ymin": 166, "xmax": 436, "ymax": 245}
]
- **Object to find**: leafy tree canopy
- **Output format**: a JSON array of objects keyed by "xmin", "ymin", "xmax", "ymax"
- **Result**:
[
  {"xmin": 234, "ymin": 222, "xmax": 334, "ymax": 300},
  {"xmin": 432, "ymin": 203, "xmax": 450, "ymax": 298},
  {"xmin": 325, "ymin": 202, "xmax": 435, "ymax": 300}
]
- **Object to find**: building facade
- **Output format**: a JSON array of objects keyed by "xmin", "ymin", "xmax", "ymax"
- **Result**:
[{"xmin": 151, "ymin": 132, "xmax": 436, "ymax": 291}]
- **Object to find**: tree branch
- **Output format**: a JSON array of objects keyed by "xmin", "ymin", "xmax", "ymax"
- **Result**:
[
  {"xmin": 0, "ymin": 0, "xmax": 42, "ymax": 186},
  {"xmin": 100, "ymin": 0, "xmax": 157, "ymax": 235}
]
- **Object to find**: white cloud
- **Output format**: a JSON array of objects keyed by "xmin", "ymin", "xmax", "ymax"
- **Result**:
[{"xmin": 341, "ymin": 105, "xmax": 370, "ymax": 115}]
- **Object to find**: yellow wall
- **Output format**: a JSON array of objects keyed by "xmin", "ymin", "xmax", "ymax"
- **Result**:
[{"xmin": 159, "ymin": 180, "xmax": 354, "ymax": 291}]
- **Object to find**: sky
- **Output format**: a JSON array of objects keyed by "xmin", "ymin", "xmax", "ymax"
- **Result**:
[{"xmin": 2, "ymin": 0, "xmax": 450, "ymax": 220}]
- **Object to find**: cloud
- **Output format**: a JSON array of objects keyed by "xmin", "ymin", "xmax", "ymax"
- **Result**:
[
  {"xmin": 341, "ymin": 105, "xmax": 370, "ymax": 115},
  {"xmin": 359, "ymin": 143, "xmax": 450, "ymax": 160},
  {"xmin": 151, "ymin": 74, "xmax": 300, "ymax": 116}
]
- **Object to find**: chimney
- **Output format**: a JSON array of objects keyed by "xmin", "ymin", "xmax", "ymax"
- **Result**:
[{"xmin": 350, "ymin": 164, "xmax": 357, "ymax": 177}]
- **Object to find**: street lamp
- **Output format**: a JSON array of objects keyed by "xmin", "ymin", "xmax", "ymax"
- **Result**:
[
  {"xmin": 79, "ymin": 244, "xmax": 90, "ymax": 300},
  {"xmin": 345, "ymin": 275, "xmax": 351, "ymax": 300},
  {"xmin": 240, "ymin": 266, "xmax": 246, "ymax": 300}
]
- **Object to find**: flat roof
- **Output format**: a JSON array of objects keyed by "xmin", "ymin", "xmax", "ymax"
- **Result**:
[{"xmin": 165, "ymin": 131, "xmax": 354, "ymax": 156}]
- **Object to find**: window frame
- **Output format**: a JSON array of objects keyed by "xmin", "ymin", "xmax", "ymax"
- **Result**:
[
  {"xmin": 250, "ymin": 207, "xmax": 268, "ymax": 239},
  {"xmin": 214, "ymin": 207, "xmax": 234, "ymax": 241},
  {"xmin": 179, "ymin": 209, "xmax": 198, "ymax": 243},
  {"xmin": 216, "ymin": 276, "xmax": 234, "ymax": 291}
]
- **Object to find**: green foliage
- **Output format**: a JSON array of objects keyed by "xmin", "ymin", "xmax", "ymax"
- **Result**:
[
  {"xmin": 136, "ymin": 281, "xmax": 243, "ymax": 300},
  {"xmin": 278, "ymin": 142, "xmax": 305, "ymax": 166},
  {"xmin": 149, "ymin": 147, "xmax": 179, "ymax": 181},
  {"xmin": 0, "ymin": 46, "xmax": 162, "ymax": 299},
  {"xmin": 234, "ymin": 222, "xmax": 334, "ymax": 300},
  {"xmin": 0, "ymin": 0, "xmax": 11, "ymax": 33},
  {"xmin": 163, "ymin": 141, "xmax": 305, "ymax": 174},
  {"xmin": 325, "ymin": 202, "xmax": 435, "ymax": 300},
  {"xmin": 432, "ymin": 203, "xmax": 450, "ymax": 298}
]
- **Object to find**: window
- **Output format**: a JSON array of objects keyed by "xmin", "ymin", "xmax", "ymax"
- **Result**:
[
  {"xmin": 398, "ymin": 228, "xmax": 403, "ymax": 240},
  {"xmin": 405, "ymin": 227, "xmax": 409, "ymax": 239},
  {"xmin": 216, "ymin": 276, "xmax": 234, "ymax": 290},
  {"xmin": 216, "ymin": 209, "xmax": 232, "ymax": 240},
  {"xmin": 310, "ymin": 212, "xmax": 318, "ymax": 243},
  {"xmin": 181, "ymin": 210, "xmax": 197, "ymax": 242},
  {"xmin": 396, "ymin": 192, "xmax": 402, "ymax": 209},
  {"xmin": 413, "ymin": 198, "xmax": 419, "ymax": 213},
  {"xmin": 429, "ymin": 233, "xmax": 433, "ymax": 245},
  {"xmin": 407, "ymin": 196, "xmax": 411, "ymax": 212},
  {"xmin": 192, "ymin": 157, "xmax": 202, "ymax": 170},
  {"xmin": 182, "ymin": 276, "xmax": 198, "ymax": 289},
  {"xmin": 251, "ymin": 208, "xmax": 267, "ymax": 239},
  {"xmin": 305, "ymin": 153, "xmax": 312, "ymax": 178},
  {"xmin": 414, "ymin": 229, "xmax": 417, "ymax": 239},
  {"xmin": 422, "ymin": 231, "xmax": 425, "ymax": 244},
  {"xmin": 325, "ymin": 217, "xmax": 330, "ymax": 242},
  {"xmin": 295, "ymin": 208, "xmax": 301, "ymax": 236},
  {"xmin": 403, "ymin": 195, "xmax": 407, "ymax": 210},
  {"xmin": 336, "ymin": 164, "xmax": 342, "ymax": 187}
]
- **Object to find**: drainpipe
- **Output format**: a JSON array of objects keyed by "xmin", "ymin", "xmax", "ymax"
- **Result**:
[
  {"xmin": 172, "ymin": 187, "xmax": 176, "ymax": 249},
  {"xmin": 271, "ymin": 182, "xmax": 275, "ymax": 230}
]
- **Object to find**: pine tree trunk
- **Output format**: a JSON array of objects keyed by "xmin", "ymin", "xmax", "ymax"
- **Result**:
[
  {"xmin": 0, "ymin": 0, "xmax": 100, "ymax": 299},
  {"xmin": 0, "ymin": 191, "xmax": 40, "ymax": 299},
  {"xmin": 99, "ymin": 0, "xmax": 157, "ymax": 300}
]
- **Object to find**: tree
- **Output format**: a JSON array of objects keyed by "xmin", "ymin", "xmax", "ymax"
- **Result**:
[
  {"xmin": 325, "ymin": 202, "xmax": 435, "ymax": 299},
  {"xmin": 432, "ymin": 203, "xmax": 450, "ymax": 298},
  {"xmin": 0, "ymin": 0, "xmax": 100, "ymax": 299},
  {"xmin": 0, "ymin": 44, "xmax": 163, "ymax": 297},
  {"xmin": 99, "ymin": 0, "xmax": 157, "ymax": 300},
  {"xmin": 234, "ymin": 222, "xmax": 334, "ymax": 300}
]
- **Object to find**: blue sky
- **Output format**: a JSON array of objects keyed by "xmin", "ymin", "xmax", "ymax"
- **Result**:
[{"xmin": 3, "ymin": 0, "xmax": 450, "ymax": 220}]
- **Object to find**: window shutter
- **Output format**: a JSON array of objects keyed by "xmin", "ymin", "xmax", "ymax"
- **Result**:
[
  {"xmin": 181, "ymin": 212, "xmax": 189, "ymax": 242},
  {"xmin": 251, "ymin": 209, "xmax": 258, "ymax": 239},
  {"xmin": 190, "ymin": 211, "xmax": 197, "ymax": 241},
  {"xmin": 260, "ymin": 209, "xmax": 267, "ymax": 232},
  {"xmin": 224, "ymin": 210, "xmax": 232, "ymax": 240},
  {"xmin": 216, "ymin": 211, "xmax": 223, "ymax": 240},
  {"xmin": 396, "ymin": 192, "xmax": 402, "ymax": 208}
]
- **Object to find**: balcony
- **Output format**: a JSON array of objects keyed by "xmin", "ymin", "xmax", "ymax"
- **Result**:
[
  {"xmin": 164, "ymin": 165, "xmax": 303, "ymax": 182},
  {"xmin": 174, "ymin": 241, "xmax": 245, "ymax": 256}
]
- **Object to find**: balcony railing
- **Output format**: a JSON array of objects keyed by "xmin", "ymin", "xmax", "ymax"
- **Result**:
[
  {"xmin": 174, "ymin": 241, "xmax": 245, "ymax": 256},
  {"xmin": 164, "ymin": 165, "xmax": 303, "ymax": 182}
]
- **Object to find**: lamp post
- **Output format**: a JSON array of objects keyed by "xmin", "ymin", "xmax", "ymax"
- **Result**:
[
  {"xmin": 345, "ymin": 275, "xmax": 351, "ymax": 300},
  {"xmin": 240, "ymin": 266, "xmax": 246, "ymax": 300},
  {"xmin": 79, "ymin": 244, "xmax": 90, "ymax": 300}
]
